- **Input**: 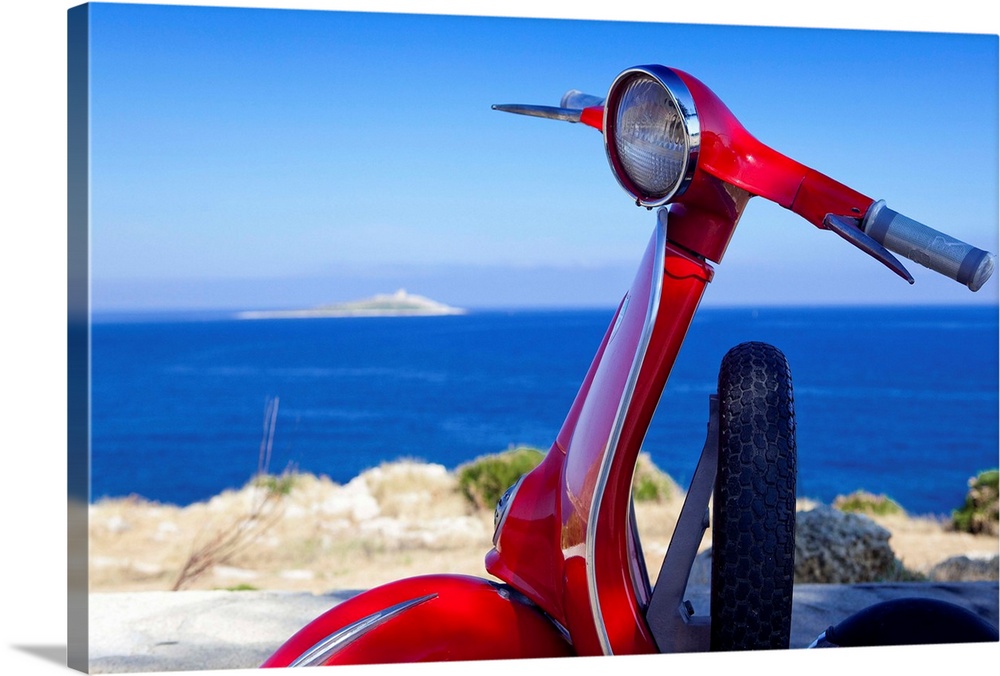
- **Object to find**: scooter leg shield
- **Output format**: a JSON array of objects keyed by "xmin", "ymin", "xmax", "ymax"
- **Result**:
[{"xmin": 260, "ymin": 574, "xmax": 573, "ymax": 667}]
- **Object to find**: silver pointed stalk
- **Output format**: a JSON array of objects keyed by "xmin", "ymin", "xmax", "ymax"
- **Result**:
[{"xmin": 491, "ymin": 103, "xmax": 584, "ymax": 123}]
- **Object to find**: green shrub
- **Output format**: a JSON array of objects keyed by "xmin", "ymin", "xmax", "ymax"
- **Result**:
[
  {"xmin": 632, "ymin": 452, "xmax": 678, "ymax": 503},
  {"xmin": 456, "ymin": 447, "xmax": 544, "ymax": 510},
  {"xmin": 952, "ymin": 469, "xmax": 999, "ymax": 536},
  {"xmin": 833, "ymin": 490, "xmax": 905, "ymax": 517},
  {"xmin": 220, "ymin": 583, "xmax": 259, "ymax": 591},
  {"xmin": 252, "ymin": 472, "xmax": 298, "ymax": 497}
]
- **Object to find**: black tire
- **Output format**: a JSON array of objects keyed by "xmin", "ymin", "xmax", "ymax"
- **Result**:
[{"xmin": 710, "ymin": 341, "xmax": 797, "ymax": 651}]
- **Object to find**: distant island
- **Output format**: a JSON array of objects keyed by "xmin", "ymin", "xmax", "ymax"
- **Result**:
[{"xmin": 235, "ymin": 289, "xmax": 466, "ymax": 319}]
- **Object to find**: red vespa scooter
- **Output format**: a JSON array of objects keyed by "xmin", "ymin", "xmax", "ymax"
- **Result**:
[{"xmin": 262, "ymin": 65, "xmax": 997, "ymax": 666}]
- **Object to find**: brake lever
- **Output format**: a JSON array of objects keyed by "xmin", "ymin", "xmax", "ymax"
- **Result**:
[{"xmin": 824, "ymin": 214, "xmax": 914, "ymax": 284}]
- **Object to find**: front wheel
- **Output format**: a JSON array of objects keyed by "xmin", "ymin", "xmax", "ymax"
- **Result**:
[{"xmin": 710, "ymin": 342, "xmax": 797, "ymax": 651}]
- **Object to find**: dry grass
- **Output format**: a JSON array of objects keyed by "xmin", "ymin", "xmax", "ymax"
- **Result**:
[{"xmin": 88, "ymin": 460, "xmax": 998, "ymax": 594}]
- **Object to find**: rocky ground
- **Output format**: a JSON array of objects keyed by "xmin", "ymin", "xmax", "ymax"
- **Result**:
[{"xmin": 87, "ymin": 461, "xmax": 999, "ymax": 595}]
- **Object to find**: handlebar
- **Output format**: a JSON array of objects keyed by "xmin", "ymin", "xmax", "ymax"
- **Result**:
[
  {"xmin": 494, "ymin": 76, "xmax": 997, "ymax": 294},
  {"xmin": 862, "ymin": 201, "xmax": 996, "ymax": 292}
]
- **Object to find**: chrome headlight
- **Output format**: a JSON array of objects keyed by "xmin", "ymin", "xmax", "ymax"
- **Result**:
[{"xmin": 604, "ymin": 66, "xmax": 700, "ymax": 207}]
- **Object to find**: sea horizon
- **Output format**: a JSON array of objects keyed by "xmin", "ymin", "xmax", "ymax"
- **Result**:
[
  {"xmin": 88, "ymin": 305, "xmax": 999, "ymax": 516},
  {"xmin": 91, "ymin": 300, "xmax": 1000, "ymax": 323}
]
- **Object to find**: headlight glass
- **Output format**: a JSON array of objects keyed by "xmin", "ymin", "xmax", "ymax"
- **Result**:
[{"xmin": 605, "ymin": 67, "xmax": 699, "ymax": 207}]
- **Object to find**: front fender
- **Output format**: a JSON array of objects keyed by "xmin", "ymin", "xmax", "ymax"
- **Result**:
[{"xmin": 261, "ymin": 574, "xmax": 574, "ymax": 667}]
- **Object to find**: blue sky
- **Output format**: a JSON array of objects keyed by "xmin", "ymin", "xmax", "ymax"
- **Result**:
[{"xmin": 84, "ymin": 4, "xmax": 999, "ymax": 312}]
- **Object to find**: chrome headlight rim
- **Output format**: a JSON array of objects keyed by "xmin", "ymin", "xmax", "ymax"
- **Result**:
[
  {"xmin": 492, "ymin": 474, "xmax": 525, "ymax": 547},
  {"xmin": 603, "ymin": 65, "xmax": 700, "ymax": 208}
]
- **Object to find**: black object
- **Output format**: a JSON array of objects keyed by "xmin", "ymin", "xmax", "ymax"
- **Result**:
[{"xmin": 825, "ymin": 598, "xmax": 999, "ymax": 647}]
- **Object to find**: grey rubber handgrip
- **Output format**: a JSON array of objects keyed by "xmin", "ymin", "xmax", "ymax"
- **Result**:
[{"xmin": 863, "ymin": 201, "xmax": 996, "ymax": 292}]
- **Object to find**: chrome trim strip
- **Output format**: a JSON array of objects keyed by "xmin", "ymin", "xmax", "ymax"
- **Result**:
[
  {"xmin": 584, "ymin": 209, "xmax": 667, "ymax": 655},
  {"xmin": 494, "ymin": 581, "xmax": 574, "ymax": 645},
  {"xmin": 289, "ymin": 593, "xmax": 437, "ymax": 667}
]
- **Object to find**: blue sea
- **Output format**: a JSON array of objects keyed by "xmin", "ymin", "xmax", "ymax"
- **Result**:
[{"xmin": 90, "ymin": 306, "xmax": 999, "ymax": 517}]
